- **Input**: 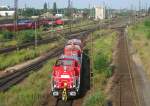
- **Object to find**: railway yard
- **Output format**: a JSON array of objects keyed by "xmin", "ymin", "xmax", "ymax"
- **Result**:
[{"xmin": 0, "ymin": 1, "xmax": 150, "ymax": 106}]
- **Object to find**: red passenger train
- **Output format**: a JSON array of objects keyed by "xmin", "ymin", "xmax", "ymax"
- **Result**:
[
  {"xmin": 0, "ymin": 21, "xmax": 40, "ymax": 31},
  {"xmin": 0, "ymin": 18, "xmax": 64, "ymax": 31}
]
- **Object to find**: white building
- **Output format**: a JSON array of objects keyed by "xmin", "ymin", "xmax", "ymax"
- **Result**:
[
  {"xmin": 95, "ymin": 6, "xmax": 106, "ymax": 20},
  {"xmin": 0, "ymin": 11, "xmax": 15, "ymax": 16},
  {"xmin": 41, "ymin": 12, "xmax": 53, "ymax": 18},
  {"xmin": 55, "ymin": 14, "xmax": 64, "ymax": 18},
  {"xmin": 0, "ymin": 5, "xmax": 9, "ymax": 9}
]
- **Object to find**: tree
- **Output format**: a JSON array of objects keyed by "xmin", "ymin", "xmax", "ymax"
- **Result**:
[
  {"xmin": 22, "ymin": 8, "xmax": 33, "ymax": 17},
  {"xmin": 148, "ymin": 7, "xmax": 150, "ymax": 14},
  {"xmin": 22, "ymin": 8, "xmax": 41, "ymax": 17},
  {"xmin": 44, "ymin": 2, "xmax": 48, "ymax": 12},
  {"xmin": 82, "ymin": 9, "xmax": 89, "ymax": 19},
  {"xmin": 53, "ymin": 2, "xmax": 57, "ymax": 15},
  {"xmin": 0, "ymin": 7, "xmax": 8, "ymax": 11}
]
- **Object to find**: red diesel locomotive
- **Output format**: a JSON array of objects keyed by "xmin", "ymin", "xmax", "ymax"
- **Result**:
[{"xmin": 51, "ymin": 39, "xmax": 82, "ymax": 101}]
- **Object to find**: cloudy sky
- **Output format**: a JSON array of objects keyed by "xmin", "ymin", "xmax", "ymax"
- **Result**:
[{"xmin": 0, "ymin": 0, "xmax": 150, "ymax": 9}]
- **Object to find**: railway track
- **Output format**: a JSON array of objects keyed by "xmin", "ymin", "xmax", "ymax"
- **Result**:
[
  {"xmin": 0, "ymin": 17, "xmax": 120, "ymax": 54},
  {"xmin": 0, "ymin": 22, "xmax": 100, "ymax": 54},
  {"xmin": 50, "ymin": 96, "xmax": 84, "ymax": 106},
  {"xmin": 113, "ymin": 28, "xmax": 141, "ymax": 106},
  {"xmin": 0, "ymin": 26, "xmax": 95, "ymax": 92},
  {"xmin": 0, "ymin": 46, "xmax": 63, "ymax": 91},
  {"xmin": 124, "ymin": 29, "xmax": 141, "ymax": 106},
  {"xmin": 55, "ymin": 99, "xmax": 73, "ymax": 106}
]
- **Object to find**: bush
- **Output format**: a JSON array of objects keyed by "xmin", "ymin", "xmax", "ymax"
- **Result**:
[
  {"xmin": 17, "ymin": 30, "xmax": 41, "ymax": 44},
  {"xmin": 144, "ymin": 20, "xmax": 150, "ymax": 27},
  {"xmin": 94, "ymin": 53, "xmax": 110, "ymax": 70},
  {"xmin": 94, "ymin": 53, "xmax": 112, "ymax": 77},
  {"xmin": 0, "ymin": 30, "xmax": 14, "ymax": 41},
  {"xmin": 146, "ymin": 31, "xmax": 150, "ymax": 39}
]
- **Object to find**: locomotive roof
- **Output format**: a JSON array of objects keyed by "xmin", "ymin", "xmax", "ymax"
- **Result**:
[
  {"xmin": 65, "ymin": 44, "xmax": 81, "ymax": 51},
  {"xmin": 67, "ymin": 39, "xmax": 82, "ymax": 45},
  {"xmin": 59, "ymin": 55, "xmax": 79, "ymax": 61}
]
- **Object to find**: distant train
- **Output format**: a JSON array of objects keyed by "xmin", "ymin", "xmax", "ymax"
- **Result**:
[
  {"xmin": 0, "ymin": 18, "xmax": 64, "ymax": 31},
  {"xmin": 51, "ymin": 39, "xmax": 83, "ymax": 101},
  {"xmin": 40, "ymin": 17, "xmax": 64, "ymax": 26}
]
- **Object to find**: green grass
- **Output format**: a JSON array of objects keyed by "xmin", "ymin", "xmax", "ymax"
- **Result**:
[
  {"xmin": 0, "ymin": 29, "xmax": 43, "ymax": 48},
  {"xmin": 64, "ymin": 19, "xmax": 94, "ymax": 29},
  {"xmin": 0, "ymin": 59, "xmax": 55, "ymax": 106},
  {"xmin": 0, "ymin": 42, "xmax": 59, "ymax": 71},
  {"xmin": 83, "ymin": 91, "xmax": 106, "ymax": 106},
  {"xmin": 83, "ymin": 30, "xmax": 117, "ymax": 106},
  {"xmin": 17, "ymin": 30, "xmax": 42, "ymax": 44},
  {"xmin": 61, "ymin": 21, "xmax": 97, "ymax": 35},
  {"xmin": 128, "ymin": 17, "xmax": 150, "ymax": 76},
  {"xmin": 93, "ymin": 36, "xmax": 113, "ymax": 73},
  {"xmin": 0, "ymin": 40, "xmax": 17, "ymax": 48}
]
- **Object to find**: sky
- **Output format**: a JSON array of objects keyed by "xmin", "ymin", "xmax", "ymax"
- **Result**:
[{"xmin": 0, "ymin": 0, "xmax": 150, "ymax": 9}]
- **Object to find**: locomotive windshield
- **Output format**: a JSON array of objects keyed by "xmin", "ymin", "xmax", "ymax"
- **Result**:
[{"xmin": 56, "ymin": 59, "xmax": 73, "ymax": 66}]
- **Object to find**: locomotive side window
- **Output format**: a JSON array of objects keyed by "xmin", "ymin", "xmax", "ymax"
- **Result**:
[
  {"xmin": 55, "ymin": 60, "xmax": 62, "ymax": 66},
  {"xmin": 55, "ymin": 59, "xmax": 73, "ymax": 66}
]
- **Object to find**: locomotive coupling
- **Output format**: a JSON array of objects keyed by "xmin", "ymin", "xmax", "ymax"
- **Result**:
[{"xmin": 62, "ymin": 86, "xmax": 68, "ymax": 101}]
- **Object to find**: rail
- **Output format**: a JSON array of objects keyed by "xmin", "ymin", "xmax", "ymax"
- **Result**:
[{"xmin": 118, "ymin": 28, "xmax": 141, "ymax": 106}]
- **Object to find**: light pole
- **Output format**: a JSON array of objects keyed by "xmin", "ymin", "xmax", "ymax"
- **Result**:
[
  {"xmin": 14, "ymin": 0, "xmax": 18, "ymax": 32},
  {"xmin": 89, "ymin": 0, "xmax": 95, "ymax": 90},
  {"xmin": 139, "ymin": 0, "xmax": 141, "ymax": 16},
  {"xmin": 35, "ymin": 21, "xmax": 37, "ymax": 48},
  {"xmin": 14, "ymin": 0, "xmax": 19, "ymax": 51},
  {"xmin": 67, "ymin": 0, "xmax": 72, "ymax": 34}
]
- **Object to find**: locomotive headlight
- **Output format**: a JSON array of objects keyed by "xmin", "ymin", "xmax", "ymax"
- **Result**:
[
  {"xmin": 73, "ymin": 84, "xmax": 76, "ymax": 88},
  {"xmin": 69, "ymin": 91, "xmax": 76, "ymax": 96},
  {"xmin": 54, "ymin": 84, "xmax": 56, "ymax": 88},
  {"xmin": 53, "ymin": 80, "xmax": 57, "ymax": 88},
  {"xmin": 53, "ymin": 91, "xmax": 59, "ymax": 96},
  {"xmin": 64, "ymin": 82, "xmax": 67, "ymax": 87}
]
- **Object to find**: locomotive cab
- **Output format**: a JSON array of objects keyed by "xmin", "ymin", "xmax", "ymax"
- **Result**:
[{"xmin": 51, "ymin": 57, "xmax": 81, "ymax": 100}]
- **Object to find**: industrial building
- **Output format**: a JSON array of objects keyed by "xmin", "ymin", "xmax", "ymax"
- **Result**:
[
  {"xmin": 95, "ymin": 6, "xmax": 106, "ymax": 20},
  {"xmin": 0, "ymin": 11, "xmax": 15, "ymax": 16},
  {"xmin": 0, "ymin": 5, "xmax": 14, "ymax": 17}
]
